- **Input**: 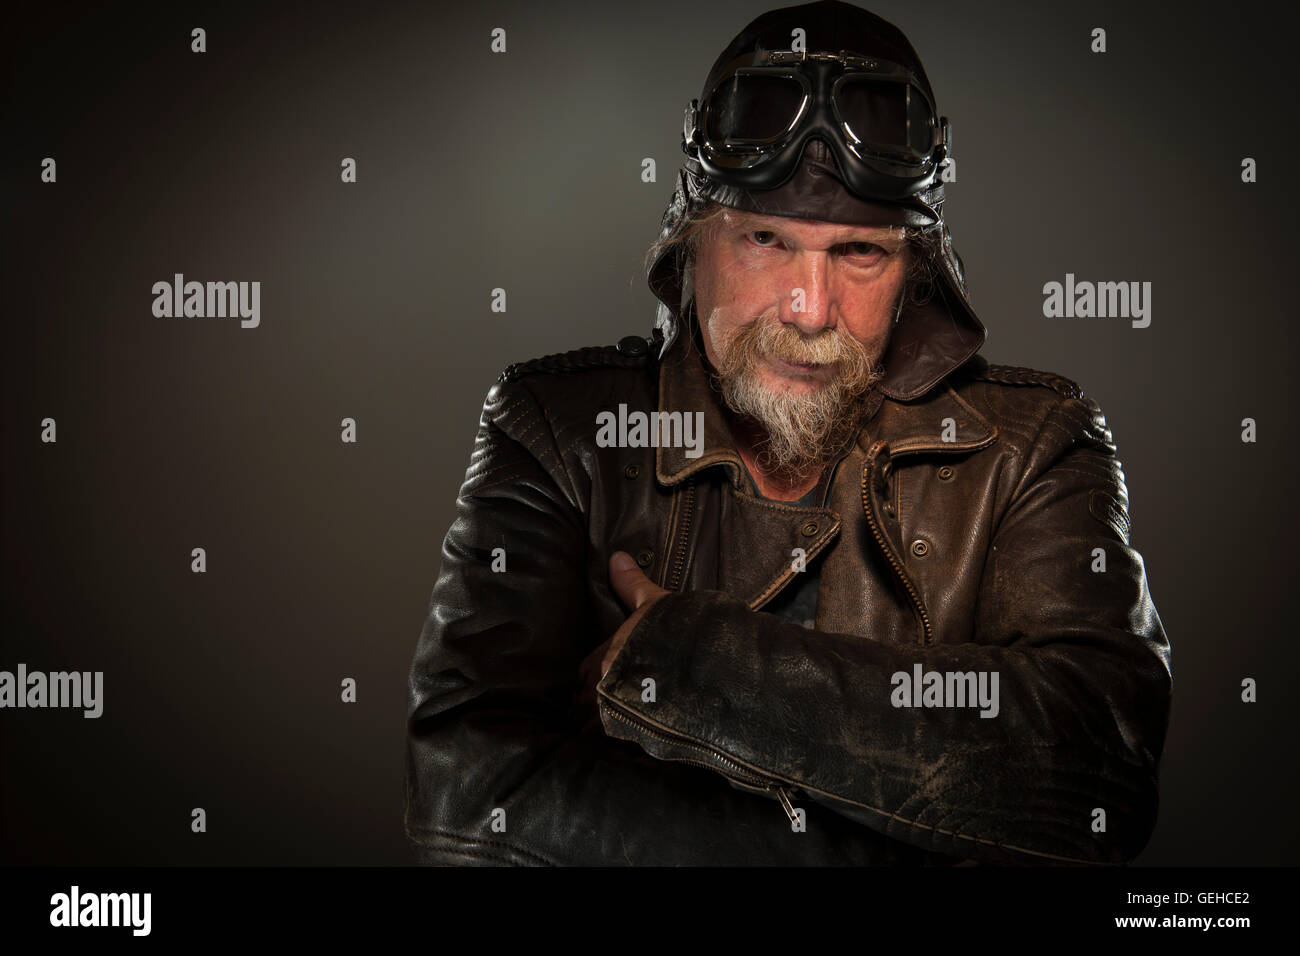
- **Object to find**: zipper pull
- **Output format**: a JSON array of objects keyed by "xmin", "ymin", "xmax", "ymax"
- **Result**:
[{"xmin": 772, "ymin": 785, "xmax": 799, "ymax": 827}]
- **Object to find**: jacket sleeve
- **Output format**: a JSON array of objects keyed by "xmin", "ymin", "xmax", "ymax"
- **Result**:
[
  {"xmin": 597, "ymin": 392, "xmax": 1173, "ymax": 865},
  {"xmin": 404, "ymin": 378, "xmax": 950, "ymax": 865}
]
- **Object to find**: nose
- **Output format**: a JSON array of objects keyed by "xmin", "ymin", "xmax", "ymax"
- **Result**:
[{"xmin": 783, "ymin": 250, "xmax": 833, "ymax": 334}]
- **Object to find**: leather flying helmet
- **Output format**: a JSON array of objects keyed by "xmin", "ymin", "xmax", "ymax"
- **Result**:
[{"xmin": 646, "ymin": 0, "xmax": 986, "ymax": 401}]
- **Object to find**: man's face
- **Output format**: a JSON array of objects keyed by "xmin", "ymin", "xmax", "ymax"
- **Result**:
[{"xmin": 692, "ymin": 208, "xmax": 910, "ymax": 480}]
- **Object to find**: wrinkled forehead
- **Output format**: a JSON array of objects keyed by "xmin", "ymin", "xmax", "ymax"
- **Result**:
[{"xmin": 721, "ymin": 208, "xmax": 909, "ymax": 243}]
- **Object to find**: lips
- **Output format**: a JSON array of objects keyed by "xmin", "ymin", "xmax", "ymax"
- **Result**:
[{"xmin": 772, "ymin": 355, "xmax": 822, "ymax": 372}]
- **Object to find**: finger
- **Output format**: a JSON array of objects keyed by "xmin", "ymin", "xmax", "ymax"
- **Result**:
[{"xmin": 608, "ymin": 551, "xmax": 653, "ymax": 609}]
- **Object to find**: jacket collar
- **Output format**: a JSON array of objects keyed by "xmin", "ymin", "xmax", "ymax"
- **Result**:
[{"xmin": 655, "ymin": 326, "xmax": 997, "ymax": 490}]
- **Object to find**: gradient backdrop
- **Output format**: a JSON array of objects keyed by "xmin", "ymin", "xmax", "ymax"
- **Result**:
[{"xmin": 2, "ymin": 0, "xmax": 1296, "ymax": 865}]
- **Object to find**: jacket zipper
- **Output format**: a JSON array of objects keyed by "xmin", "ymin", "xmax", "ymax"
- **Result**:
[
  {"xmin": 604, "ymin": 698, "xmax": 798, "ymax": 826},
  {"xmin": 860, "ymin": 445, "xmax": 934, "ymax": 646},
  {"xmin": 664, "ymin": 479, "xmax": 696, "ymax": 591}
]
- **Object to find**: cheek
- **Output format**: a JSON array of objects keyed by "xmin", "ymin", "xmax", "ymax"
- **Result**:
[
  {"xmin": 868, "ymin": 263, "xmax": 910, "ymax": 308},
  {"xmin": 695, "ymin": 247, "xmax": 739, "ymax": 320},
  {"xmin": 839, "ymin": 273, "xmax": 906, "ymax": 340},
  {"xmin": 695, "ymin": 240, "xmax": 790, "ymax": 337},
  {"xmin": 715, "ymin": 266, "xmax": 783, "ymax": 319}
]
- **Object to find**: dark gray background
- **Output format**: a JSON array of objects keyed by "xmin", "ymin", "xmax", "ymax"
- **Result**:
[{"xmin": 2, "ymin": 0, "xmax": 1295, "ymax": 865}]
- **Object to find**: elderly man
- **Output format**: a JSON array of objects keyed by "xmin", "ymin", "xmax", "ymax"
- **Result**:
[{"xmin": 405, "ymin": 0, "xmax": 1171, "ymax": 866}]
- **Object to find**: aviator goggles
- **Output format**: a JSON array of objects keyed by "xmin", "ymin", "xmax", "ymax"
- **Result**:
[{"xmin": 682, "ymin": 49, "xmax": 952, "ymax": 202}]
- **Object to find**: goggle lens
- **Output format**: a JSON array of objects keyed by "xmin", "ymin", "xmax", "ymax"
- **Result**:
[
  {"xmin": 704, "ymin": 73, "xmax": 805, "ymax": 145},
  {"xmin": 836, "ymin": 77, "xmax": 933, "ymax": 154}
]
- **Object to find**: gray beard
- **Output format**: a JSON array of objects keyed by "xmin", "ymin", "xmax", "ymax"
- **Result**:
[{"xmin": 705, "ymin": 312, "xmax": 889, "ymax": 483}]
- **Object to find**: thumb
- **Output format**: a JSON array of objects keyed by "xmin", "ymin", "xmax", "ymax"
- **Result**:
[{"xmin": 609, "ymin": 551, "xmax": 656, "ymax": 610}]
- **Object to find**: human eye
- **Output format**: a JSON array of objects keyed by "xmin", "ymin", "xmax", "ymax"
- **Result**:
[
  {"xmin": 747, "ymin": 230, "xmax": 780, "ymax": 248},
  {"xmin": 841, "ymin": 240, "xmax": 884, "ymax": 259}
]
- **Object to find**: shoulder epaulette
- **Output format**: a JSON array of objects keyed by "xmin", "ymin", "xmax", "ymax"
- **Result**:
[
  {"xmin": 970, "ymin": 362, "xmax": 1085, "ymax": 401},
  {"xmin": 498, "ymin": 334, "xmax": 658, "ymax": 385}
]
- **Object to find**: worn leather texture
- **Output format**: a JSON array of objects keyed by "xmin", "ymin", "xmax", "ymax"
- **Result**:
[{"xmin": 404, "ymin": 325, "xmax": 1172, "ymax": 866}]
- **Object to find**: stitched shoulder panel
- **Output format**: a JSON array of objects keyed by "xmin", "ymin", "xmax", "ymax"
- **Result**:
[
  {"xmin": 478, "ymin": 336, "xmax": 662, "ymax": 508},
  {"xmin": 497, "ymin": 335, "xmax": 659, "ymax": 384},
  {"xmin": 949, "ymin": 354, "xmax": 1095, "ymax": 453},
  {"xmin": 970, "ymin": 360, "xmax": 1085, "ymax": 400}
]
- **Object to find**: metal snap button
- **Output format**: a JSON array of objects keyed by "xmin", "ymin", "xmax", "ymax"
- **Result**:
[
  {"xmin": 624, "ymin": 463, "xmax": 640, "ymax": 479},
  {"xmin": 801, "ymin": 521, "xmax": 819, "ymax": 536},
  {"xmin": 635, "ymin": 549, "xmax": 654, "ymax": 567},
  {"xmin": 617, "ymin": 335, "xmax": 648, "ymax": 356},
  {"xmin": 938, "ymin": 466, "xmax": 954, "ymax": 481},
  {"xmin": 883, "ymin": 501, "xmax": 895, "ymax": 516},
  {"xmin": 911, "ymin": 538, "xmax": 929, "ymax": 557}
]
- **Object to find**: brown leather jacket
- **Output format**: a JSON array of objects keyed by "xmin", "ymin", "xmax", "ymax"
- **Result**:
[{"xmin": 404, "ymin": 323, "xmax": 1172, "ymax": 866}]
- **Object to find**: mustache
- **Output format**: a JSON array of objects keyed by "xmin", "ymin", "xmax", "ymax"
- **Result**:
[
  {"xmin": 717, "ymin": 316, "xmax": 880, "ymax": 395},
  {"xmin": 763, "ymin": 329, "xmax": 854, "ymax": 365},
  {"xmin": 740, "ymin": 315, "xmax": 864, "ymax": 360},
  {"xmin": 706, "ymin": 316, "xmax": 887, "ymax": 481}
]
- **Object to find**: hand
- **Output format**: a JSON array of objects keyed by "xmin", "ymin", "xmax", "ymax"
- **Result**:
[
  {"xmin": 576, "ymin": 551, "xmax": 671, "ymax": 707},
  {"xmin": 601, "ymin": 550, "xmax": 671, "ymax": 675}
]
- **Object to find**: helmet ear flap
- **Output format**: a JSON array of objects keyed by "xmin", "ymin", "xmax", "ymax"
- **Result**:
[
  {"xmin": 951, "ymin": 244, "xmax": 968, "ymax": 288},
  {"xmin": 647, "ymin": 168, "xmax": 712, "ymax": 358}
]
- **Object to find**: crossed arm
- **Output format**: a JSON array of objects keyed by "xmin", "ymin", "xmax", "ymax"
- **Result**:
[{"xmin": 406, "ymin": 383, "xmax": 1172, "ymax": 865}]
